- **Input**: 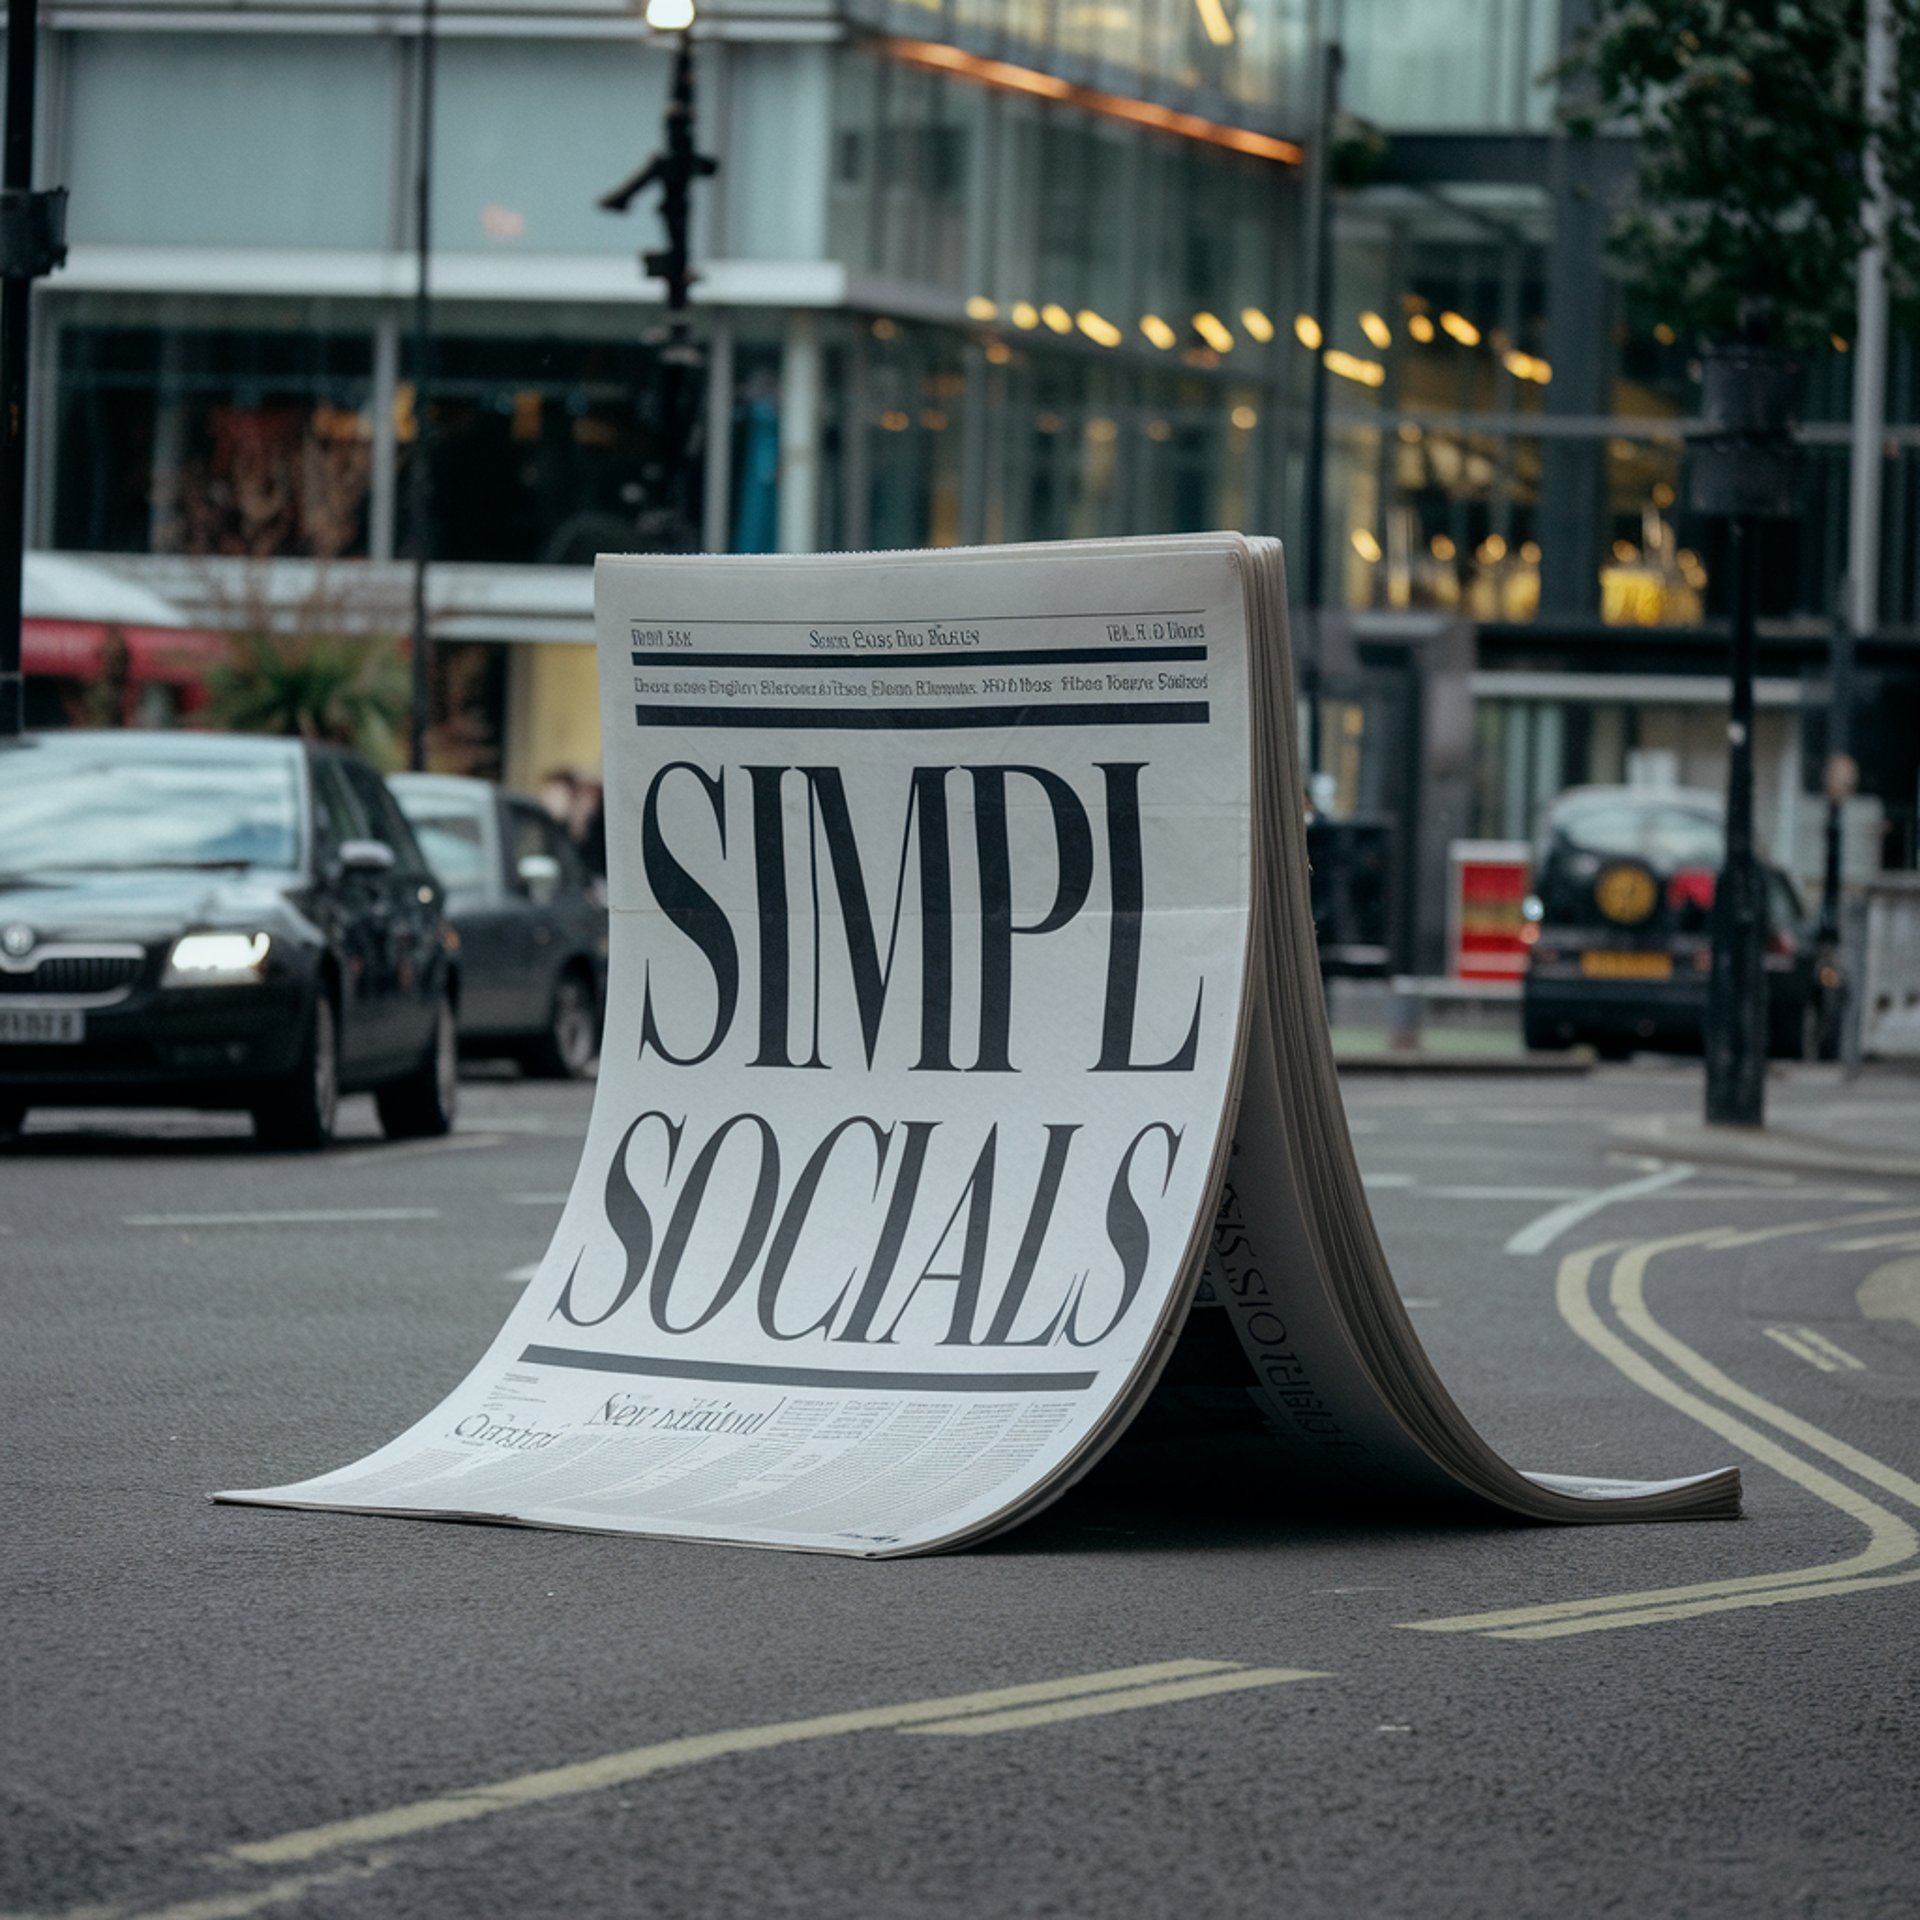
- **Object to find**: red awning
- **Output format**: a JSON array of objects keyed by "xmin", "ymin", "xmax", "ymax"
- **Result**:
[{"xmin": 22, "ymin": 619, "xmax": 229, "ymax": 686}]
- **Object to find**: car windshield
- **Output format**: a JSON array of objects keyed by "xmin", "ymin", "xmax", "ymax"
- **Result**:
[
  {"xmin": 0, "ymin": 740, "xmax": 302, "ymax": 876},
  {"xmin": 1547, "ymin": 797, "xmax": 1724, "ymax": 871},
  {"xmin": 393, "ymin": 791, "xmax": 489, "ymax": 890}
]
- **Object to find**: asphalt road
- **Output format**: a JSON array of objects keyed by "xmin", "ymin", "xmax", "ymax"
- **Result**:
[{"xmin": 5, "ymin": 1063, "xmax": 1918, "ymax": 1919}]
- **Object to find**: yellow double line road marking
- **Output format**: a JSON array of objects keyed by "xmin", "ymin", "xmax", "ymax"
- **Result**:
[
  {"xmin": 229, "ymin": 1660, "xmax": 1321, "ymax": 1870},
  {"xmin": 31, "ymin": 1661, "xmax": 1325, "ymax": 1920},
  {"xmin": 1409, "ymin": 1208, "xmax": 1920, "ymax": 1641}
]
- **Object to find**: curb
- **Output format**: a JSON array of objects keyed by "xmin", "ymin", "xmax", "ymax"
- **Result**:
[
  {"xmin": 1335, "ymin": 1051, "xmax": 1591, "ymax": 1077},
  {"xmin": 1611, "ymin": 1114, "xmax": 1920, "ymax": 1181}
]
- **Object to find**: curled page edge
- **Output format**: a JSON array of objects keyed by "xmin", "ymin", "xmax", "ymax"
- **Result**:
[{"xmin": 1205, "ymin": 534, "xmax": 1740, "ymax": 1524}]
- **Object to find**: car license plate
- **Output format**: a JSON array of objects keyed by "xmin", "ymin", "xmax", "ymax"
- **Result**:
[
  {"xmin": 0, "ymin": 1007, "xmax": 85, "ymax": 1044},
  {"xmin": 1580, "ymin": 950, "xmax": 1673, "ymax": 981}
]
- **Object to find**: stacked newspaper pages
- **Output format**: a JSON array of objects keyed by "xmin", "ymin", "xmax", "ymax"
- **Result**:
[{"xmin": 222, "ymin": 534, "xmax": 1739, "ymax": 1554}]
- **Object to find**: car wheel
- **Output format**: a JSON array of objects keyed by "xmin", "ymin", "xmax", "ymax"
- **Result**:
[
  {"xmin": 521, "ymin": 969, "xmax": 600, "ymax": 1079},
  {"xmin": 254, "ymin": 994, "xmax": 339, "ymax": 1151},
  {"xmin": 377, "ymin": 995, "xmax": 458, "ymax": 1140},
  {"xmin": 0, "ymin": 1097, "xmax": 27, "ymax": 1144}
]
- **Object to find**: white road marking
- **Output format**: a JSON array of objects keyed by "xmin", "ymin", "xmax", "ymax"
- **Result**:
[
  {"xmin": 1794, "ymin": 1327, "xmax": 1867, "ymax": 1370},
  {"xmin": 1417, "ymin": 1186, "xmax": 1589, "ymax": 1201},
  {"xmin": 503, "ymin": 1262, "xmax": 541, "ymax": 1284},
  {"xmin": 1368, "ymin": 1180, "xmax": 1865, "ymax": 1206},
  {"xmin": 1678, "ymin": 1185, "xmax": 1892, "ymax": 1202},
  {"xmin": 123, "ymin": 1208, "xmax": 440, "ymax": 1228},
  {"xmin": 1764, "ymin": 1326, "xmax": 1843, "ymax": 1371},
  {"xmin": 329, "ymin": 1132, "xmax": 505, "ymax": 1170},
  {"xmin": 1834, "ymin": 1232, "xmax": 1920, "ymax": 1253},
  {"xmin": 1859, "ymin": 1256, "xmax": 1920, "ymax": 1330},
  {"xmin": 1504, "ymin": 1163, "xmax": 1696, "ymax": 1256},
  {"xmin": 901, "ymin": 1665, "xmax": 1323, "ymax": 1736}
]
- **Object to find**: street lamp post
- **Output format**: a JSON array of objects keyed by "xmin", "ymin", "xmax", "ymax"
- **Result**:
[
  {"xmin": 407, "ymin": 0, "xmax": 437, "ymax": 772},
  {"xmin": 599, "ymin": 0, "xmax": 718, "ymax": 552},
  {"xmin": 1692, "ymin": 344, "xmax": 1798, "ymax": 1128},
  {"xmin": 1297, "ymin": 38, "xmax": 1342, "ymax": 781}
]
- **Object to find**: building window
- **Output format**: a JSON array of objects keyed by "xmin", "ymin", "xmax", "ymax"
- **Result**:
[
  {"xmin": 399, "ymin": 336, "xmax": 698, "ymax": 566},
  {"xmin": 54, "ymin": 322, "xmax": 375, "ymax": 559}
]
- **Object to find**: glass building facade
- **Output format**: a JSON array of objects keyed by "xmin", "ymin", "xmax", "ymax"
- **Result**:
[{"xmin": 24, "ymin": 0, "xmax": 1920, "ymax": 918}]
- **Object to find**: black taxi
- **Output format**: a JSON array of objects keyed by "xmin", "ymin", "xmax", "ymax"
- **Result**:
[{"xmin": 1520, "ymin": 785, "xmax": 1842, "ymax": 1061}]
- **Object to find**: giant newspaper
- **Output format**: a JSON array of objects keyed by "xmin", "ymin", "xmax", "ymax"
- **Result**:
[{"xmin": 221, "ymin": 535, "xmax": 1739, "ymax": 1553}]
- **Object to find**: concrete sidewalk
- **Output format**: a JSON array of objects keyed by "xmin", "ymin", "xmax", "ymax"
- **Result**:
[
  {"xmin": 1612, "ymin": 1090, "xmax": 1920, "ymax": 1182},
  {"xmin": 1326, "ymin": 977, "xmax": 1586, "ymax": 1074},
  {"xmin": 1330, "ymin": 1029, "xmax": 1590, "ymax": 1074}
]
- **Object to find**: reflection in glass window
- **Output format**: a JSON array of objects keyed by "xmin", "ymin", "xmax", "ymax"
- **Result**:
[
  {"xmin": 65, "ymin": 35, "xmax": 391, "ymax": 250},
  {"xmin": 55, "ymin": 325, "xmax": 374, "ymax": 559},
  {"xmin": 840, "ymin": 0, "xmax": 1312, "ymax": 124},
  {"xmin": 0, "ymin": 738, "xmax": 303, "ymax": 875},
  {"xmin": 399, "ymin": 336, "xmax": 698, "ymax": 566},
  {"xmin": 1336, "ymin": 0, "xmax": 1559, "ymax": 131},
  {"xmin": 858, "ymin": 325, "xmax": 967, "ymax": 548},
  {"xmin": 1555, "ymin": 798, "xmax": 1723, "ymax": 866},
  {"xmin": 829, "ymin": 53, "xmax": 884, "ymax": 273},
  {"xmin": 397, "ymin": 803, "xmax": 489, "ymax": 893},
  {"xmin": 431, "ymin": 40, "xmax": 673, "ymax": 256}
]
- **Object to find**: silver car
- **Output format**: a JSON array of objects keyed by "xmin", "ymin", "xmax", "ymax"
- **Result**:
[{"xmin": 388, "ymin": 773, "xmax": 606, "ymax": 1078}]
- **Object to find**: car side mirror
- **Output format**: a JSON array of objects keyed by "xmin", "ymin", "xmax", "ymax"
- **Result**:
[
  {"xmin": 517, "ymin": 852, "xmax": 562, "ymax": 905},
  {"xmin": 338, "ymin": 838, "xmax": 397, "ymax": 876}
]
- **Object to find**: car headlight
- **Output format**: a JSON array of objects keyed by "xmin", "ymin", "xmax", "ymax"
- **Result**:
[{"xmin": 163, "ymin": 931, "xmax": 273, "ymax": 986}]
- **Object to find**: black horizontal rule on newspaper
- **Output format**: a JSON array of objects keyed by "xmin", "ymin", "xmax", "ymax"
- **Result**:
[
  {"xmin": 634, "ymin": 702, "xmax": 1208, "ymax": 731},
  {"xmin": 628, "ymin": 644, "xmax": 1209, "ymax": 670}
]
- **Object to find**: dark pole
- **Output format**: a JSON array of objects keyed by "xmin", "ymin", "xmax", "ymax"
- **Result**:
[
  {"xmin": 654, "ymin": 31, "xmax": 701, "ymax": 550},
  {"xmin": 597, "ymin": 12, "xmax": 716, "ymax": 553},
  {"xmin": 1, "ymin": 0, "xmax": 62, "ymax": 738},
  {"xmin": 407, "ymin": 0, "xmax": 436, "ymax": 771},
  {"xmin": 1704, "ymin": 512, "xmax": 1767, "ymax": 1125},
  {"xmin": 1693, "ymin": 341, "xmax": 1794, "ymax": 1128},
  {"xmin": 1298, "ymin": 37, "xmax": 1341, "ymax": 779},
  {"xmin": 1818, "ymin": 597, "xmax": 1855, "ymax": 945}
]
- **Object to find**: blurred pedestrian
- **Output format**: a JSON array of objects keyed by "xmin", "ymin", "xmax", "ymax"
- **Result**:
[
  {"xmin": 539, "ymin": 767, "xmax": 579, "ymax": 828},
  {"xmin": 570, "ymin": 775, "xmax": 606, "ymax": 882}
]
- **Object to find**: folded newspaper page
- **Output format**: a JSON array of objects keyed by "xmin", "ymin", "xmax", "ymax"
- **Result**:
[{"xmin": 221, "ymin": 534, "xmax": 1739, "ymax": 1553}]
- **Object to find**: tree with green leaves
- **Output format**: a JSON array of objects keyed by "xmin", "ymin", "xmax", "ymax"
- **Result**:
[
  {"xmin": 1558, "ymin": 2, "xmax": 1920, "ymax": 1129},
  {"xmin": 1561, "ymin": 0, "xmax": 1920, "ymax": 345}
]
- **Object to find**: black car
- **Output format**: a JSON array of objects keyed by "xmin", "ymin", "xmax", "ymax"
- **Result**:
[
  {"xmin": 1521, "ymin": 785, "xmax": 1842, "ymax": 1061},
  {"xmin": 0, "ymin": 730, "xmax": 459, "ymax": 1148},
  {"xmin": 388, "ymin": 772, "xmax": 606, "ymax": 1078}
]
